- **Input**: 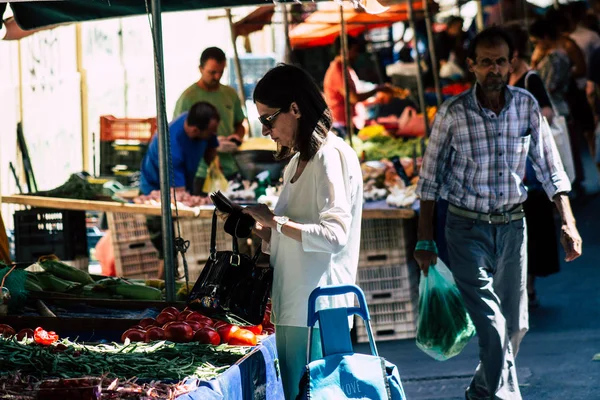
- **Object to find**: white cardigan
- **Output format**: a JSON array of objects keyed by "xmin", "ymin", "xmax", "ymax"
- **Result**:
[{"xmin": 267, "ymin": 133, "xmax": 363, "ymax": 328}]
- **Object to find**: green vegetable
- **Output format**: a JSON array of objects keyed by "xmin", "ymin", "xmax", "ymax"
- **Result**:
[
  {"xmin": 0, "ymin": 337, "xmax": 249, "ymax": 381},
  {"xmin": 38, "ymin": 257, "xmax": 94, "ymax": 285},
  {"xmin": 32, "ymin": 174, "xmax": 101, "ymax": 200}
]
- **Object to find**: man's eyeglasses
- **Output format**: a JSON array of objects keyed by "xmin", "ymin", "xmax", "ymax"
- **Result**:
[{"xmin": 259, "ymin": 109, "xmax": 281, "ymax": 129}]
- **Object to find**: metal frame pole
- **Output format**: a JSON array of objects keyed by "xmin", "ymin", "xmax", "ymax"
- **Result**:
[
  {"xmin": 226, "ymin": 8, "xmax": 251, "ymax": 137},
  {"xmin": 282, "ymin": 3, "xmax": 293, "ymax": 64},
  {"xmin": 150, "ymin": 0, "xmax": 176, "ymax": 302},
  {"xmin": 422, "ymin": 0, "xmax": 442, "ymax": 106},
  {"xmin": 407, "ymin": 0, "xmax": 430, "ymax": 136},
  {"xmin": 340, "ymin": 5, "xmax": 354, "ymax": 147}
]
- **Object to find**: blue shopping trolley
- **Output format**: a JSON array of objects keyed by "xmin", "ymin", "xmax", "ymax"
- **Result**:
[{"xmin": 296, "ymin": 284, "xmax": 406, "ymax": 400}]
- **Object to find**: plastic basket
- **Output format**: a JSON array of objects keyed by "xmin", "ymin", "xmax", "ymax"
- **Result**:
[
  {"xmin": 100, "ymin": 115, "xmax": 156, "ymax": 142},
  {"xmin": 100, "ymin": 141, "xmax": 148, "ymax": 175},
  {"xmin": 14, "ymin": 208, "xmax": 88, "ymax": 262},
  {"xmin": 359, "ymin": 218, "xmax": 417, "ymax": 268}
]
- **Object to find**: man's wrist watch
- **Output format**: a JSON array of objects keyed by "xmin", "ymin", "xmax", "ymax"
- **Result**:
[{"xmin": 274, "ymin": 216, "xmax": 290, "ymax": 233}]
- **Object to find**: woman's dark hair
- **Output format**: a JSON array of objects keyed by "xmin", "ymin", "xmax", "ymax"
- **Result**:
[
  {"xmin": 504, "ymin": 23, "xmax": 531, "ymax": 59},
  {"xmin": 545, "ymin": 7, "xmax": 572, "ymax": 34},
  {"xmin": 529, "ymin": 19, "xmax": 559, "ymax": 42},
  {"xmin": 467, "ymin": 26, "xmax": 515, "ymax": 61},
  {"xmin": 186, "ymin": 101, "xmax": 220, "ymax": 130},
  {"xmin": 253, "ymin": 64, "xmax": 332, "ymax": 161}
]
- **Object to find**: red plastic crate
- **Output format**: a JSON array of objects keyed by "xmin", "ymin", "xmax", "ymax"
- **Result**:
[{"xmin": 100, "ymin": 115, "xmax": 157, "ymax": 142}]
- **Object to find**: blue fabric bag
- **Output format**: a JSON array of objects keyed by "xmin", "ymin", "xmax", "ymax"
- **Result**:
[{"xmin": 296, "ymin": 285, "xmax": 406, "ymax": 400}]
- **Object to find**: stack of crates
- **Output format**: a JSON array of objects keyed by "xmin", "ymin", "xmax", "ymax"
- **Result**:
[
  {"xmin": 176, "ymin": 218, "xmax": 232, "ymax": 281},
  {"xmin": 14, "ymin": 208, "xmax": 88, "ymax": 264},
  {"xmin": 99, "ymin": 116, "xmax": 156, "ymax": 183},
  {"xmin": 354, "ymin": 217, "xmax": 420, "ymax": 343},
  {"xmin": 107, "ymin": 213, "xmax": 160, "ymax": 279}
]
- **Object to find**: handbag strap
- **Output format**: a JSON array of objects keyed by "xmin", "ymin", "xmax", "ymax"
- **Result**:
[
  {"xmin": 524, "ymin": 70, "xmax": 560, "ymax": 117},
  {"xmin": 210, "ymin": 210, "xmax": 218, "ymax": 260}
]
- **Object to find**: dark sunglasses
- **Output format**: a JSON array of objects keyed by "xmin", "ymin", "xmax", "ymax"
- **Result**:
[{"xmin": 259, "ymin": 109, "xmax": 281, "ymax": 129}]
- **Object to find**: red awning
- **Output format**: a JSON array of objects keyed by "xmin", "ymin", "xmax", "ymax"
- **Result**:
[{"xmin": 233, "ymin": 6, "xmax": 275, "ymax": 38}]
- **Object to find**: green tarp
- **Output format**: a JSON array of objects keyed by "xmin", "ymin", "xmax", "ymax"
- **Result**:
[{"xmin": 1, "ymin": 0, "xmax": 288, "ymax": 30}]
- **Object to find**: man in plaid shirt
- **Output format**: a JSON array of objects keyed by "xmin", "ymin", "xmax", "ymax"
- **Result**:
[{"xmin": 415, "ymin": 27, "xmax": 582, "ymax": 400}]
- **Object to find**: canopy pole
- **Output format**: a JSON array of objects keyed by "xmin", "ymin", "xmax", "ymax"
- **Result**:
[
  {"xmin": 476, "ymin": 0, "xmax": 485, "ymax": 32},
  {"xmin": 150, "ymin": 0, "xmax": 176, "ymax": 302},
  {"xmin": 281, "ymin": 3, "xmax": 293, "ymax": 64},
  {"xmin": 340, "ymin": 5, "xmax": 354, "ymax": 148},
  {"xmin": 423, "ymin": 0, "xmax": 442, "ymax": 106},
  {"xmin": 407, "ymin": 0, "xmax": 430, "ymax": 136},
  {"xmin": 226, "ymin": 8, "xmax": 251, "ymax": 137}
]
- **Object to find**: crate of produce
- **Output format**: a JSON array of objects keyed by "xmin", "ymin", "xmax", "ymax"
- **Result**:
[
  {"xmin": 359, "ymin": 217, "xmax": 417, "ymax": 268},
  {"xmin": 355, "ymin": 294, "xmax": 419, "ymax": 343},
  {"xmin": 100, "ymin": 141, "xmax": 148, "ymax": 176},
  {"xmin": 107, "ymin": 212, "xmax": 159, "ymax": 279},
  {"xmin": 14, "ymin": 208, "xmax": 88, "ymax": 263},
  {"xmin": 100, "ymin": 115, "xmax": 156, "ymax": 142},
  {"xmin": 356, "ymin": 260, "xmax": 419, "ymax": 303}
]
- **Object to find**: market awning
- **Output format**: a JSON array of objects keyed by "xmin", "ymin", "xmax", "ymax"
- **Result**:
[
  {"xmin": 0, "ymin": 0, "xmax": 306, "ymax": 31},
  {"xmin": 289, "ymin": 1, "xmax": 438, "ymax": 48},
  {"xmin": 233, "ymin": 5, "xmax": 275, "ymax": 38}
]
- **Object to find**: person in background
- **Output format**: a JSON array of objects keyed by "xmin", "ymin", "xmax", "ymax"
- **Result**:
[
  {"xmin": 415, "ymin": 27, "xmax": 582, "ymax": 400},
  {"xmin": 566, "ymin": 1, "xmax": 600, "ymax": 70},
  {"xmin": 323, "ymin": 35, "xmax": 391, "ymax": 138},
  {"xmin": 172, "ymin": 47, "xmax": 246, "ymax": 194},
  {"xmin": 435, "ymin": 16, "xmax": 468, "ymax": 74},
  {"xmin": 544, "ymin": 8, "xmax": 588, "ymax": 81},
  {"xmin": 242, "ymin": 64, "xmax": 363, "ymax": 400},
  {"xmin": 140, "ymin": 101, "xmax": 219, "ymax": 278},
  {"xmin": 587, "ymin": 46, "xmax": 600, "ymax": 177},
  {"xmin": 505, "ymin": 23, "xmax": 561, "ymax": 309}
]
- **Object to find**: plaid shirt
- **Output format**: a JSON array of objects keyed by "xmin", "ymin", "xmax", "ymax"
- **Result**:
[{"xmin": 417, "ymin": 85, "xmax": 571, "ymax": 213}]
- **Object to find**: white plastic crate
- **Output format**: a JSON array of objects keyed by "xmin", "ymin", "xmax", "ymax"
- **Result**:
[
  {"xmin": 356, "ymin": 261, "xmax": 419, "ymax": 302},
  {"xmin": 355, "ymin": 296, "xmax": 419, "ymax": 342},
  {"xmin": 359, "ymin": 218, "xmax": 417, "ymax": 268}
]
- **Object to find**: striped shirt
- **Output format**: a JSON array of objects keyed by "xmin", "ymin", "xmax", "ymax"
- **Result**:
[{"xmin": 416, "ymin": 84, "xmax": 571, "ymax": 213}]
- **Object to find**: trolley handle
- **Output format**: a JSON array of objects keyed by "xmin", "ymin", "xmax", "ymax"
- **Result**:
[{"xmin": 306, "ymin": 284, "xmax": 371, "ymax": 328}]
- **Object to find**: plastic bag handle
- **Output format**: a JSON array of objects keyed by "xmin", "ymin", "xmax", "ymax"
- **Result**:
[{"xmin": 306, "ymin": 284, "xmax": 370, "ymax": 327}]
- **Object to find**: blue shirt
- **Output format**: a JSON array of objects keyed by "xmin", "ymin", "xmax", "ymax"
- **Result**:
[{"xmin": 140, "ymin": 112, "xmax": 219, "ymax": 195}]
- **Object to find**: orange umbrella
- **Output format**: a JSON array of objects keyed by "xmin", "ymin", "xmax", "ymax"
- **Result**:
[{"xmin": 289, "ymin": 1, "xmax": 431, "ymax": 49}]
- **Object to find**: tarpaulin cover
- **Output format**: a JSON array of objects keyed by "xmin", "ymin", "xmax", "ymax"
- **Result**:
[{"xmin": 179, "ymin": 334, "xmax": 283, "ymax": 400}]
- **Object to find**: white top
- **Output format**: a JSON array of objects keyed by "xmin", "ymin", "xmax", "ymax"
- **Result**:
[{"xmin": 266, "ymin": 132, "xmax": 363, "ymax": 328}]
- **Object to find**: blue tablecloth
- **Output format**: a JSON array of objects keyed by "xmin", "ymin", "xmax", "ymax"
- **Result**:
[{"xmin": 179, "ymin": 334, "xmax": 284, "ymax": 400}]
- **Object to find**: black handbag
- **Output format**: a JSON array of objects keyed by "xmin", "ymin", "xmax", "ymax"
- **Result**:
[{"xmin": 187, "ymin": 211, "xmax": 273, "ymax": 326}]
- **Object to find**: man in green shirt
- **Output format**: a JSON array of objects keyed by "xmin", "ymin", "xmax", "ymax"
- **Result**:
[{"xmin": 173, "ymin": 47, "xmax": 246, "ymax": 193}]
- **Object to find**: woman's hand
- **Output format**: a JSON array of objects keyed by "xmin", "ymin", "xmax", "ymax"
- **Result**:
[{"xmin": 242, "ymin": 204, "xmax": 276, "ymax": 229}]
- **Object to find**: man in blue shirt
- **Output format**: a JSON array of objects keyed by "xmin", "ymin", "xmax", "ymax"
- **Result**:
[
  {"xmin": 140, "ymin": 101, "xmax": 220, "ymax": 195},
  {"xmin": 141, "ymin": 101, "xmax": 219, "ymax": 276}
]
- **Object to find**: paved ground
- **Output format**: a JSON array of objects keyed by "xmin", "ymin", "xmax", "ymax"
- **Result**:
[{"xmin": 357, "ymin": 152, "xmax": 600, "ymax": 399}]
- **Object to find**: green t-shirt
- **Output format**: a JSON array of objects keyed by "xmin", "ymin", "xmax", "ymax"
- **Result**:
[{"xmin": 173, "ymin": 83, "xmax": 246, "ymax": 178}]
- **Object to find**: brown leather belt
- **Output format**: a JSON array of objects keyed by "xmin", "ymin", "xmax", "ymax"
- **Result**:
[{"xmin": 448, "ymin": 203, "xmax": 525, "ymax": 224}]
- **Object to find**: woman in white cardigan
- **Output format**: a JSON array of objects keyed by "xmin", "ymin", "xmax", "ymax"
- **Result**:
[{"xmin": 242, "ymin": 64, "xmax": 363, "ymax": 399}]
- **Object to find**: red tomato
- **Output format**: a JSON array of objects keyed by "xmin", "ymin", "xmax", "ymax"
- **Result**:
[
  {"xmin": 0, "ymin": 324, "xmax": 16, "ymax": 338},
  {"xmin": 161, "ymin": 306, "xmax": 180, "ymax": 316},
  {"xmin": 163, "ymin": 322, "xmax": 194, "ymax": 343},
  {"xmin": 186, "ymin": 320, "xmax": 209, "ymax": 332},
  {"xmin": 186, "ymin": 312, "xmax": 213, "ymax": 325},
  {"xmin": 216, "ymin": 324, "xmax": 240, "ymax": 344},
  {"xmin": 212, "ymin": 320, "xmax": 229, "ymax": 330},
  {"xmin": 241, "ymin": 325, "xmax": 262, "ymax": 336},
  {"xmin": 130, "ymin": 325, "xmax": 145, "ymax": 330},
  {"xmin": 144, "ymin": 327, "xmax": 166, "ymax": 343},
  {"xmin": 121, "ymin": 328, "xmax": 146, "ymax": 343},
  {"xmin": 177, "ymin": 310, "xmax": 193, "ymax": 321},
  {"xmin": 228, "ymin": 328, "xmax": 257, "ymax": 346},
  {"xmin": 194, "ymin": 327, "xmax": 221, "ymax": 345},
  {"xmin": 33, "ymin": 327, "xmax": 59, "ymax": 345},
  {"xmin": 156, "ymin": 312, "xmax": 177, "ymax": 326},
  {"xmin": 138, "ymin": 318, "xmax": 157, "ymax": 328},
  {"xmin": 16, "ymin": 328, "xmax": 34, "ymax": 341}
]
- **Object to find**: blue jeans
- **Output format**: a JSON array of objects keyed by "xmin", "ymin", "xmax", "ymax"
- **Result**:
[{"xmin": 445, "ymin": 211, "xmax": 528, "ymax": 400}]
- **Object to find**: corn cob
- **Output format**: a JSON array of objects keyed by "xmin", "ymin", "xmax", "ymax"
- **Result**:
[
  {"xmin": 145, "ymin": 279, "xmax": 165, "ymax": 289},
  {"xmin": 38, "ymin": 257, "xmax": 94, "ymax": 285},
  {"xmin": 24, "ymin": 277, "xmax": 43, "ymax": 292},
  {"xmin": 35, "ymin": 272, "xmax": 76, "ymax": 293},
  {"xmin": 112, "ymin": 283, "xmax": 162, "ymax": 300}
]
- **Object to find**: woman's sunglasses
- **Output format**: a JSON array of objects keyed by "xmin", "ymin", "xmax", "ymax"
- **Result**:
[{"xmin": 259, "ymin": 109, "xmax": 281, "ymax": 129}]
